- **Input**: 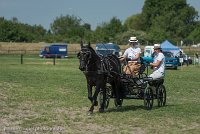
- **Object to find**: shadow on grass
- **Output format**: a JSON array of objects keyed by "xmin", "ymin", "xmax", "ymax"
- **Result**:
[
  {"xmin": 104, "ymin": 104, "xmax": 175, "ymax": 113},
  {"xmin": 106, "ymin": 105, "xmax": 146, "ymax": 113}
]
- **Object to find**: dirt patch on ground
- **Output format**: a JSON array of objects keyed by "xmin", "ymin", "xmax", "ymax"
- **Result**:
[{"xmin": 181, "ymin": 122, "xmax": 200, "ymax": 132}]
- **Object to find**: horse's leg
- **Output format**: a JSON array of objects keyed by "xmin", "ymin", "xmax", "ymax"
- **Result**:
[
  {"xmin": 88, "ymin": 85, "xmax": 100, "ymax": 114},
  {"xmin": 98, "ymin": 76, "xmax": 107, "ymax": 112},
  {"xmin": 87, "ymin": 84, "xmax": 97, "ymax": 115},
  {"xmin": 88, "ymin": 77, "xmax": 104, "ymax": 114},
  {"xmin": 87, "ymin": 84, "xmax": 93, "ymax": 103},
  {"xmin": 114, "ymin": 76, "xmax": 122, "ymax": 107},
  {"xmin": 99, "ymin": 86, "xmax": 106, "ymax": 112}
]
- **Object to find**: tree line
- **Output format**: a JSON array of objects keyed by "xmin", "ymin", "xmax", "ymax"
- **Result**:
[{"xmin": 0, "ymin": 0, "xmax": 200, "ymax": 46}]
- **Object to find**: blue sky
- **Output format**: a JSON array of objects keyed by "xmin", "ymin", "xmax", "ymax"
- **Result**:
[{"xmin": 0, "ymin": 0, "xmax": 199, "ymax": 30}]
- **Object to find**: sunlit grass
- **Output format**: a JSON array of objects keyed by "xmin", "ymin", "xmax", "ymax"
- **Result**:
[{"xmin": 0, "ymin": 55, "xmax": 200, "ymax": 134}]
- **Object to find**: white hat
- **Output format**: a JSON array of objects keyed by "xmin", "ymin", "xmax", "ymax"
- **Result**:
[
  {"xmin": 154, "ymin": 44, "xmax": 161, "ymax": 49},
  {"xmin": 129, "ymin": 37, "xmax": 138, "ymax": 42}
]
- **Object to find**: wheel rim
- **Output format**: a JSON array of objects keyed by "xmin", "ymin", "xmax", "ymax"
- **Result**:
[
  {"xmin": 157, "ymin": 85, "xmax": 166, "ymax": 107},
  {"xmin": 98, "ymin": 87, "xmax": 111, "ymax": 111},
  {"xmin": 144, "ymin": 86, "xmax": 154, "ymax": 110}
]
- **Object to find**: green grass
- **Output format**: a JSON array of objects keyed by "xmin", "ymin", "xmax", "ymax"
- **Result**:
[{"xmin": 0, "ymin": 55, "xmax": 200, "ymax": 134}]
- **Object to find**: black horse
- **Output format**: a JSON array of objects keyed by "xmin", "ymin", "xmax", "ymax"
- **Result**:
[{"xmin": 77, "ymin": 42, "xmax": 122, "ymax": 114}]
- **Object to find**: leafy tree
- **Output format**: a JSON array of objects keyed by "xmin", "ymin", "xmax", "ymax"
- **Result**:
[
  {"xmin": 94, "ymin": 24, "xmax": 108, "ymax": 43},
  {"xmin": 50, "ymin": 15, "xmax": 91, "ymax": 42},
  {"xmin": 0, "ymin": 17, "xmax": 47, "ymax": 42},
  {"xmin": 115, "ymin": 29, "xmax": 147, "ymax": 45},
  {"xmin": 82, "ymin": 23, "xmax": 91, "ymax": 30},
  {"xmin": 187, "ymin": 22, "xmax": 200, "ymax": 43},
  {"xmin": 124, "ymin": 14, "xmax": 144, "ymax": 31},
  {"xmin": 107, "ymin": 17, "xmax": 124, "ymax": 37},
  {"xmin": 94, "ymin": 17, "xmax": 124, "ymax": 43},
  {"xmin": 139, "ymin": 0, "xmax": 198, "ymax": 43}
]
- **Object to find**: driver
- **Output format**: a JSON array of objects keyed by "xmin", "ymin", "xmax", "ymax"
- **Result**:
[{"xmin": 119, "ymin": 37, "xmax": 141, "ymax": 77}]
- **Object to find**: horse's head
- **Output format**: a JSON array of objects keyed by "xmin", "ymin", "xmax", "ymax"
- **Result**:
[{"xmin": 77, "ymin": 42, "xmax": 96, "ymax": 71}]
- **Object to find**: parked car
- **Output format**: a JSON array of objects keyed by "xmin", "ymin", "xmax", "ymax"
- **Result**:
[
  {"xmin": 96, "ymin": 43, "xmax": 121, "ymax": 57},
  {"xmin": 163, "ymin": 51, "xmax": 179, "ymax": 69},
  {"xmin": 143, "ymin": 51, "xmax": 179, "ymax": 70},
  {"xmin": 178, "ymin": 54, "xmax": 193, "ymax": 65}
]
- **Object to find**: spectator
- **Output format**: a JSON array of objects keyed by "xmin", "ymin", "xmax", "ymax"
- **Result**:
[{"xmin": 195, "ymin": 53, "xmax": 199, "ymax": 65}]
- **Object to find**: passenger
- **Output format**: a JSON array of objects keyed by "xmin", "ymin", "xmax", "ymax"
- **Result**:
[
  {"xmin": 119, "ymin": 37, "xmax": 141, "ymax": 77},
  {"xmin": 149, "ymin": 44, "xmax": 165, "ymax": 80}
]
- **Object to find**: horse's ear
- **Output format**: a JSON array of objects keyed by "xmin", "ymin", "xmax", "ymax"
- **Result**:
[
  {"xmin": 88, "ymin": 41, "xmax": 91, "ymax": 47},
  {"xmin": 80, "ymin": 40, "xmax": 83, "ymax": 48}
]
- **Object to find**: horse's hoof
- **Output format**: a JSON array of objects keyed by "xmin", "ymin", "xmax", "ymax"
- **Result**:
[
  {"xmin": 99, "ymin": 108, "xmax": 104, "ymax": 113},
  {"xmin": 116, "ymin": 105, "xmax": 122, "ymax": 110},
  {"xmin": 87, "ymin": 111, "xmax": 93, "ymax": 116}
]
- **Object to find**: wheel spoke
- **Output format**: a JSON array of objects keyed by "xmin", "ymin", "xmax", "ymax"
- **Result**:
[
  {"xmin": 157, "ymin": 85, "xmax": 166, "ymax": 107},
  {"xmin": 98, "ymin": 86, "xmax": 112, "ymax": 112},
  {"xmin": 144, "ymin": 86, "xmax": 154, "ymax": 110}
]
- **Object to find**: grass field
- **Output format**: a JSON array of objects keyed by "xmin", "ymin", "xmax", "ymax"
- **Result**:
[{"xmin": 0, "ymin": 55, "xmax": 200, "ymax": 134}]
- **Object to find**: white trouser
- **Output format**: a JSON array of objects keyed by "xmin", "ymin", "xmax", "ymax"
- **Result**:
[{"xmin": 149, "ymin": 71, "xmax": 164, "ymax": 80}]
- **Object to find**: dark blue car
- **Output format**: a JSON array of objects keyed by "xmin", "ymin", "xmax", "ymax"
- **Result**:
[{"xmin": 96, "ymin": 43, "xmax": 121, "ymax": 57}]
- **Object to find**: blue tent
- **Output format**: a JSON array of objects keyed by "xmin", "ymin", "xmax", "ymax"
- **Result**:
[{"xmin": 161, "ymin": 40, "xmax": 180, "ymax": 56}]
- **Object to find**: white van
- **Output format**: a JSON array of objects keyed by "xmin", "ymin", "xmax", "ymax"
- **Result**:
[{"xmin": 144, "ymin": 46, "xmax": 154, "ymax": 57}]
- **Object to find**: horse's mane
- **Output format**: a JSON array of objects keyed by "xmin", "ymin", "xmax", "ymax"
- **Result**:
[
  {"xmin": 86, "ymin": 45, "xmax": 96, "ymax": 54},
  {"xmin": 82, "ymin": 45, "xmax": 98, "ymax": 58}
]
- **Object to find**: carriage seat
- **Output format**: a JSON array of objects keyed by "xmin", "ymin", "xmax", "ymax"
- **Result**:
[
  {"xmin": 152, "ymin": 78, "xmax": 164, "ymax": 84},
  {"xmin": 148, "ymin": 78, "xmax": 164, "ymax": 87},
  {"xmin": 143, "ymin": 77, "xmax": 164, "ymax": 82}
]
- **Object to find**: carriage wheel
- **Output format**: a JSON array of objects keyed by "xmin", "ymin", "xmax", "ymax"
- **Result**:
[
  {"xmin": 144, "ymin": 86, "xmax": 154, "ymax": 110},
  {"xmin": 157, "ymin": 84, "xmax": 166, "ymax": 107},
  {"xmin": 98, "ymin": 86, "xmax": 111, "ymax": 112}
]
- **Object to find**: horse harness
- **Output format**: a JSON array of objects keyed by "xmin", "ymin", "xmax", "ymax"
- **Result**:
[{"xmin": 81, "ymin": 49, "xmax": 118, "ymax": 77}]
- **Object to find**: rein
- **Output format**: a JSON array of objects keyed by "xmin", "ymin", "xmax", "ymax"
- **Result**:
[{"xmin": 79, "ymin": 46, "xmax": 120, "ymax": 76}]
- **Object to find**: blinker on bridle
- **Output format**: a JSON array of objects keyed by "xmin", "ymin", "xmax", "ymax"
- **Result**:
[{"xmin": 79, "ymin": 50, "xmax": 94, "ymax": 71}]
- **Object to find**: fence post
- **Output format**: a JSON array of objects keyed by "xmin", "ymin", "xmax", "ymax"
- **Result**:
[
  {"xmin": 53, "ymin": 57, "xmax": 56, "ymax": 65},
  {"xmin": 21, "ymin": 54, "xmax": 23, "ymax": 64}
]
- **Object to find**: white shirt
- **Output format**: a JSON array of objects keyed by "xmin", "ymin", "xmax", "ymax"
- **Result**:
[
  {"xmin": 153, "ymin": 52, "xmax": 165, "ymax": 73},
  {"xmin": 123, "ymin": 47, "xmax": 141, "ymax": 61}
]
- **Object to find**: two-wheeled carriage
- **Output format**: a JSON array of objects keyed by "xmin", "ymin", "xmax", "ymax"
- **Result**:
[
  {"xmin": 98, "ymin": 60, "xmax": 167, "ymax": 111},
  {"xmin": 78, "ymin": 42, "xmax": 166, "ymax": 114}
]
